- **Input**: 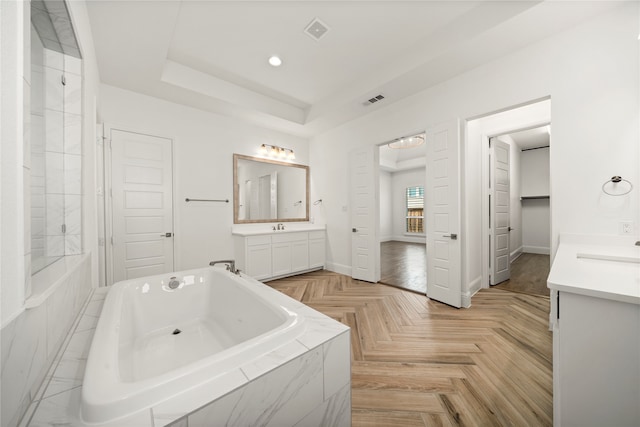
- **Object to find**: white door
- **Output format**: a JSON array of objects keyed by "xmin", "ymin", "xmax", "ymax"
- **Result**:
[
  {"xmin": 425, "ymin": 119, "xmax": 461, "ymax": 308},
  {"xmin": 110, "ymin": 128, "xmax": 174, "ymax": 283},
  {"xmin": 490, "ymin": 138, "xmax": 511, "ymax": 285},
  {"xmin": 350, "ymin": 146, "xmax": 380, "ymax": 283}
]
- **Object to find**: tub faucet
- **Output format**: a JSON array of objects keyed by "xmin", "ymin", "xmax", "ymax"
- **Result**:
[
  {"xmin": 168, "ymin": 276, "xmax": 180, "ymax": 289},
  {"xmin": 210, "ymin": 260, "xmax": 240, "ymax": 275}
]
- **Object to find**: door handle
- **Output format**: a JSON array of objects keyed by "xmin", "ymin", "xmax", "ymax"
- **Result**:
[
  {"xmin": 352, "ymin": 228, "xmax": 357, "ymax": 233},
  {"xmin": 160, "ymin": 233, "xmax": 173, "ymax": 237},
  {"xmin": 508, "ymin": 227, "xmax": 514, "ymax": 232},
  {"xmin": 443, "ymin": 233, "xmax": 457, "ymax": 240}
]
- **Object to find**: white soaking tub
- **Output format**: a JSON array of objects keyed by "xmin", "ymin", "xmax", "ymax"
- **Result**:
[{"xmin": 81, "ymin": 266, "xmax": 306, "ymax": 424}]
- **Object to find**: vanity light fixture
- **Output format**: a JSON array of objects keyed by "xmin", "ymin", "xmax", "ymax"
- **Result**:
[
  {"xmin": 259, "ymin": 144, "xmax": 295, "ymax": 160},
  {"xmin": 268, "ymin": 55, "xmax": 282, "ymax": 67},
  {"xmin": 388, "ymin": 133, "xmax": 425, "ymax": 149}
]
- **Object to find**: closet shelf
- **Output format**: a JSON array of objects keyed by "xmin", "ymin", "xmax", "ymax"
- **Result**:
[{"xmin": 520, "ymin": 195, "xmax": 550, "ymax": 200}]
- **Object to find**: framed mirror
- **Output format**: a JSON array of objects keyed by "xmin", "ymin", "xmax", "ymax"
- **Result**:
[{"xmin": 233, "ymin": 154, "xmax": 310, "ymax": 223}]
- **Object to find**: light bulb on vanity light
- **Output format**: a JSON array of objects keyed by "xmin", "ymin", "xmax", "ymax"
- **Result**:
[
  {"xmin": 259, "ymin": 144, "xmax": 268, "ymax": 155},
  {"xmin": 287, "ymin": 149, "xmax": 295, "ymax": 160},
  {"xmin": 278, "ymin": 147, "xmax": 287, "ymax": 158}
]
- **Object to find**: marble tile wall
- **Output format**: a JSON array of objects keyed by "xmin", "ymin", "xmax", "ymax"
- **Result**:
[
  {"xmin": 2, "ymin": 4, "xmax": 87, "ymax": 427},
  {"xmin": 29, "ymin": 19, "xmax": 45, "ymax": 271},
  {"xmin": 32, "ymin": 45, "xmax": 83, "ymax": 268},
  {"xmin": 62, "ymin": 53, "xmax": 82, "ymax": 256},
  {"xmin": 177, "ymin": 331, "xmax": 351, "ymax": 427},
  {"xmin": 1, "ymin": 254, "xmax": 92, "ymax": 427}
]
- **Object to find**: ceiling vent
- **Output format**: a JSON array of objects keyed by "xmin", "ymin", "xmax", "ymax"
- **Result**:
[
  {"xmin": 304, "ymin": 18, "xmax": 330, "ymax": 41},
  {"xmin": 362, "ymin": 94, "xmax": 385, "ymax": 106}
]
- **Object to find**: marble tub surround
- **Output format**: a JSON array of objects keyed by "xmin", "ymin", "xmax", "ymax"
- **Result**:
[
  {"xmin": 23, "ymin": 270, "xmax": 350, "ymax": 427},
  {"xmin": 1, "ymin": 254, "xmax": 92, "ymax": 427},
  {"xmin": 160, "ymin": 331, "xmax": 351, "ymax": 427}
]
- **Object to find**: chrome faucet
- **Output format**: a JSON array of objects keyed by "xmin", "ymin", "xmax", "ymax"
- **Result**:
[
  {"xmin": 277, "ymin": 223, "xmax": 285, "ymax": 230},
  {"xmin": 168, "ymin": 276, "xmax": 180, "ymax": 289},
  {"xmin": 210, "ymin": 260, "xmax": 240, "ymax": 275}
]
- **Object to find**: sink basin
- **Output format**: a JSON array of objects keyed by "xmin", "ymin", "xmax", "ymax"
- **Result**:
[{"xmin": 576, "ymin": 253, "xmax": 640, "ymax": 264}]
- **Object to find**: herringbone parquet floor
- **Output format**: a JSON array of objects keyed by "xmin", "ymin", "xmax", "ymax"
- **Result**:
[{"xmin": 268, "ymin": 270, "xmax": 553, "ymax": 427}]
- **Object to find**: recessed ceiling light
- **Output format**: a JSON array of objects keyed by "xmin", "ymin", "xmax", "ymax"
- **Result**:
[{"xmin": 268, "ymin": 56, "xmax": 282, "ymax": 67}]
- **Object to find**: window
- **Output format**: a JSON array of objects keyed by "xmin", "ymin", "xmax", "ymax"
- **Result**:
[{"xmin": 406, "ymin": 186, "xmax": 424, "ymax": 233}]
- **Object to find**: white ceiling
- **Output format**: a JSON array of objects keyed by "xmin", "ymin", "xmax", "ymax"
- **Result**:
[
  {"xmin": 505, "ymin": 125, "xmax": 550, "ymax": 150},
  {"xmin": 85, "ymin": 1, "xmax": 621, "ymax": 138}
]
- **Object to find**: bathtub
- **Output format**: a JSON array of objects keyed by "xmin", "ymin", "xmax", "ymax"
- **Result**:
[{"xmin": 81, "ymin": 266, "xmax": 306, "ymax": 424}]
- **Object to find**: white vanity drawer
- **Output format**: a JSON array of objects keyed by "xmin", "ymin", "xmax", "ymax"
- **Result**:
[
  {"xmin": 309, "ymin": 230, "xmax": 325, "ymax": 240},
  {"xmin": 272, "ymin": 232, "xmax": 307, "ymax": 243},
  {"xmin": 247, "ymin": 235, "xmax": 272, "ymax": 246}
]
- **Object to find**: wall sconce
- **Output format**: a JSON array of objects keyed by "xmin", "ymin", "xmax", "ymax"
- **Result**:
[{"xmin": 259, "ymin": 144, "xmax": 295, "ymax": 160}]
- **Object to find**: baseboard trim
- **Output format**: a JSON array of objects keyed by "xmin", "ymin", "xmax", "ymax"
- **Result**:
[
  {"xmin": 510, "ymin": 246, "xmax": 523, "ymax": 263},
  {"xmin": 462, "ymin": 276, "xmax": 482, "ymax": 308},
  {"xmin": 523, "ymin": 245, "xmax": 550, "ymax": 255},
  {"xmin": 325, "ymin": 262, "xmax": 351, "ymax": 276},
  {"xmin": 390, "ymin": 235, "xmax": 427, "ymax": 244}
]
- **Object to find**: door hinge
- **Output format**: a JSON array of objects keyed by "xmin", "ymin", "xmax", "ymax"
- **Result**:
[
  {"xmin": 61, "ymin": 224, "xmax": 66, "ymax": 234},
  {"xmin": 61, "ymin": 74, "xmax": 66, "ymax": 86}
]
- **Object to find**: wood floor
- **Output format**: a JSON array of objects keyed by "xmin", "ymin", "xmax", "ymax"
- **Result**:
[
  {"xmin": 380, "ymin": 241, "xmax": 427, "ymax": 294},
  {"xmin": 268, "ymin": 270, "xmax": 553, "ymax": 427},
  {"xmin": 495, "ymin": 253, "xmax": 551, "ymax": 297}
]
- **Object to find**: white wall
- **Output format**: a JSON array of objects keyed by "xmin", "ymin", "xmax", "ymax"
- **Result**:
[
  {"xmin": 379, "ymin": 170, "xmax": 393, "ymax": 241},
  {"xmin": 1, "ymin": 0, "xmax": 27, "ymax": 328},
  {"xmin": 310, "ymin": 4, "xmax": 639, "ymax": 300},
  {"xmin": 521, "ymin": 147, "xmax": 551, "ymax": 254},
  {"xmin": 521, "ymin": 147, "xmax": 550, "ymax": 196},
  {"xmin": 99, "ymin": 84, "xmax": 309, "ymax": 271},
  {"xmin": 391, "ymin": 168, "xmax": 426, "ymax": 243}
]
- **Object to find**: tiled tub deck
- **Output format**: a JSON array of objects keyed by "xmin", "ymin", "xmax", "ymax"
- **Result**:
[{"xmin": 22, "ymin": 285, "xmax": 351, "ymax": 427}]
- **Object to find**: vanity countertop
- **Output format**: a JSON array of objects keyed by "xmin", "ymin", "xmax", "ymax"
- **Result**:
[
  {"xmin": 547, "ymin": 234, "xmax": 640, "ymax": 305},
  {"xmin": 232, "ymin": 224, "xmax": 326, "ymax": 237}
]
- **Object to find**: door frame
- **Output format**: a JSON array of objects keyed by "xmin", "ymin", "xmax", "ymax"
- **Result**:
[
  {"xmin": 102, "ymin": 123, "xmax": 176, "ymax": 286},
  {"xmin": 480, "ymin": 121, "xmax": 551, "ymax": 289},
  {"xmin": 374, "ymin": 129, "xmax": 428, "ymax": 283}
]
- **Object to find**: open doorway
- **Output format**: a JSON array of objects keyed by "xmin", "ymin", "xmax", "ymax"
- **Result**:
[
  {"xmin": 378, "ymin": 134, "xmax": 427, "ymax": 294},
  {"xmin": 490, "ymin": 127, "xmax": 551, "ymax": 296},
  {"xmin": 467, "ymin": 98, "xmax": 551, "ymax": 300}
]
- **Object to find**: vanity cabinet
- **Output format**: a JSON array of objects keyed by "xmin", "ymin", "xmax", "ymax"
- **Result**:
[
  {"xmin": 553, "ymin": 292, "xmax": 639, "ymax": 427},
  {"xmin": 234, "ymin": 230, "xmax": 325, "ymax": 281},
  {"xmin": 242, "ymin": 235, "xmax": 273, "ymax": 280},
  {"xmin": 548, "ymin": 235, "xmax": 640, "ymax": 427},
  {"xmin": 308, "ymin": 230, "xmax": 326, "ymax": 269}
]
